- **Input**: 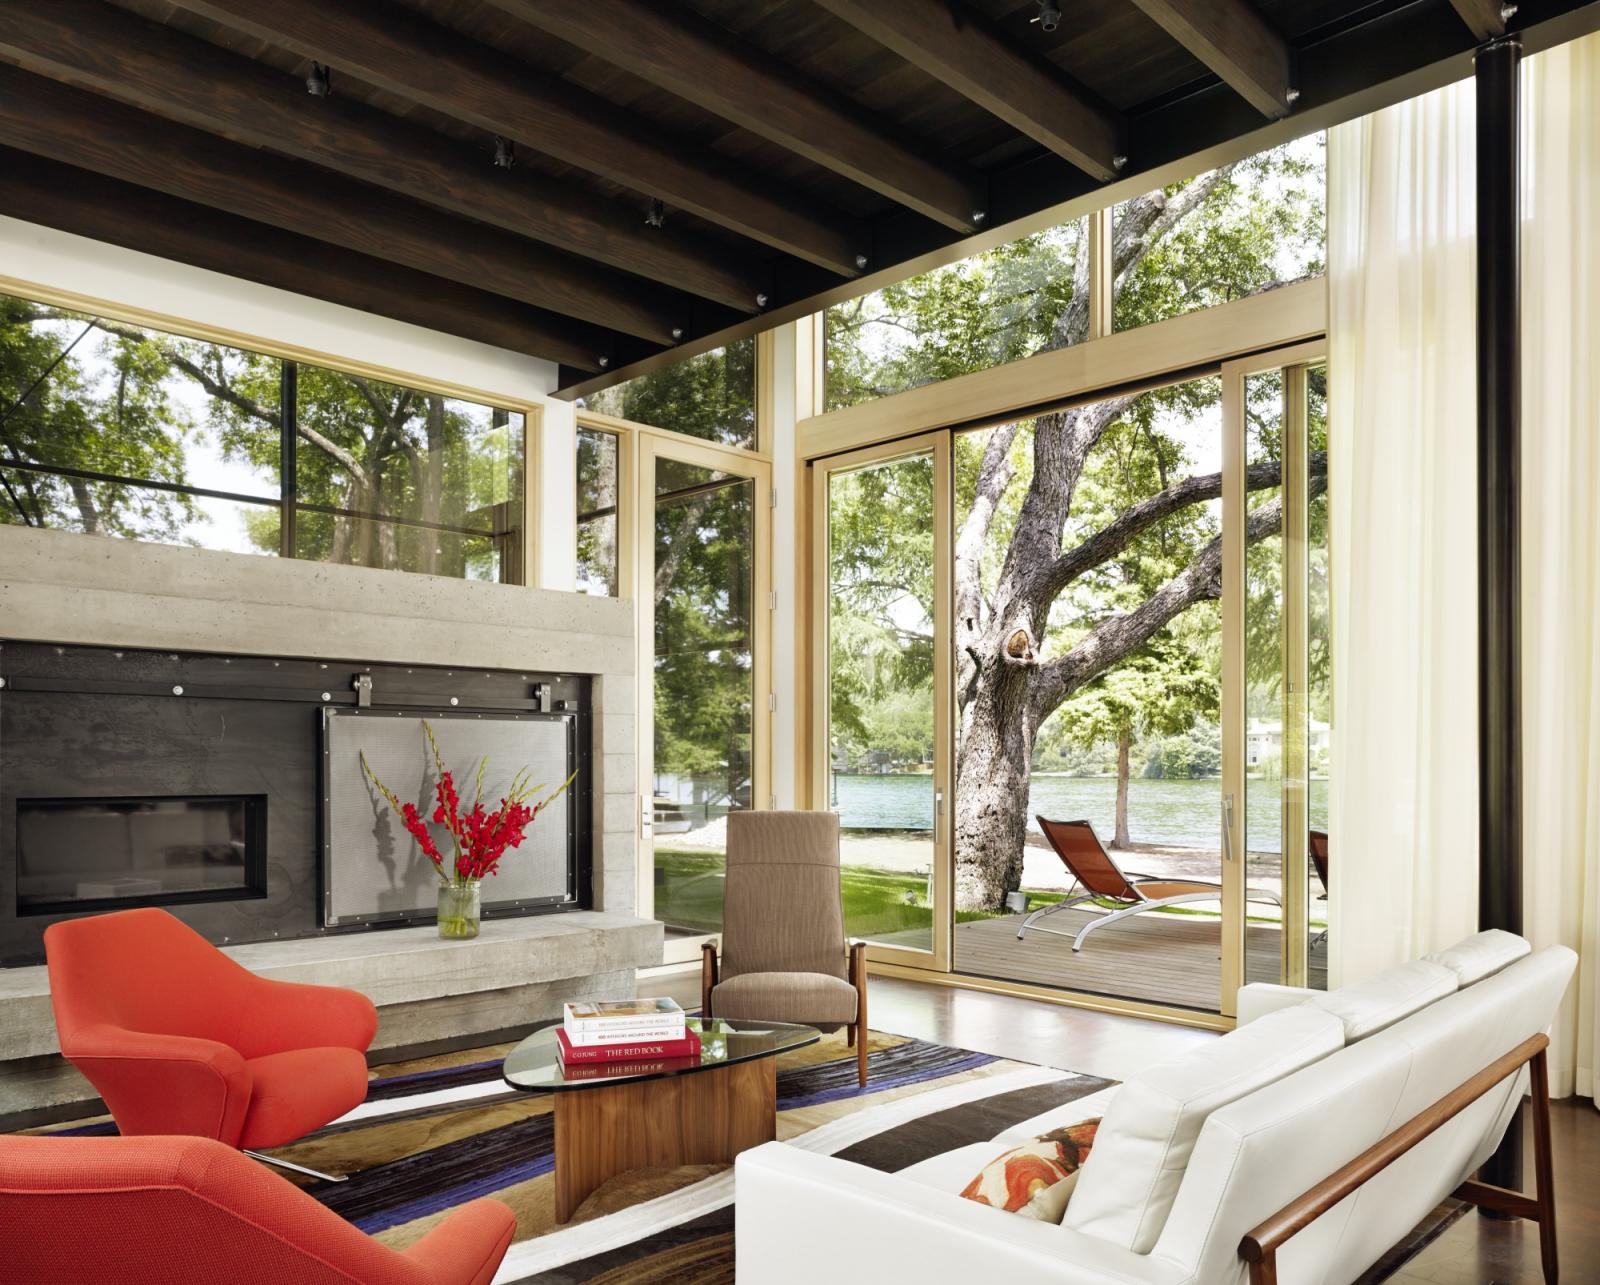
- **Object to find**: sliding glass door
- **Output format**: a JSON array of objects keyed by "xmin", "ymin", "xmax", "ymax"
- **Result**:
[
  {"xmin": 948, "ymin": 383, "xmax": 1229, "ymax": 1014},
  {"xmin": 814, "ymin": 434, "xmax": 951, "ymax": 969},
  {"xmin": 1222, "ymin": 345, "xmax": 1330, "ymax": 1009},
  {"xmin": 637, "ymin": 433, "xmax": 770, "ymax": 945},
  {"xmin": 804, "ymin": 345, "xmax": 1328, "ymax": 1022}
]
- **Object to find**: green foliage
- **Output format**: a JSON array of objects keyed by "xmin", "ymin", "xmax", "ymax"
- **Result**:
[
  {"xmin": 1112, "ymin": 143, "xmax": 1324, "ymax": 333},
  {"xmin": 585, "ymin": 338, "xmax": 756, "ymax": 448},
  {"xmin": 828, "ymin": 138, "xmax": 1326, "ymax": 814},
  {"xmin": 0, "ymin": 295, "xmax": 523, "ymax": 581},
  {"xmin": 827, "ymin": 454, "xmax": 935, "ymax": 767},
  {"xmin": 825, "ymin": 222, "xmax": 1084, "ymax": 410},
  {"xmin": 1054, "ymin": 643, "xmax": 1220, "ymax": 759},
  {"xmin": 827, "ymin": 138, "xmax": 1324, "ymax": 413},
  {"xmin": 1, "ymin": 298, "xmax": 205, "ymax": 538},
  {"xmin": 652, "ymin": 469, "xmax": 755, "ymax": 797},
  {"xmin": 1143, "ymin": 722, "xmax": 1223, "ymax": 780}
]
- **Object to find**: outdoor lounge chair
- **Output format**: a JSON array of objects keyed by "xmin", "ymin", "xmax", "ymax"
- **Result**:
[
  {"xmin": 1018, "ymin": 816, "xmax": 1280, "ymax": 952},
  {"xmin": 1310, "ymin": 828, "xmax": 1330, "ymax": 948}
]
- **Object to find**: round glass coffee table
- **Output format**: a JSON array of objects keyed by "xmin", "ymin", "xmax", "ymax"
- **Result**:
[{"xmin": 503, "ymin": 1016, "xmax": 818, "ymax": 1222}]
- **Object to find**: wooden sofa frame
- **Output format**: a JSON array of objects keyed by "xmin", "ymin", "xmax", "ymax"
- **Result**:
[{"xmin": 1239, "ymin": 1032, "xmax": 1557, "ymax": 1284}]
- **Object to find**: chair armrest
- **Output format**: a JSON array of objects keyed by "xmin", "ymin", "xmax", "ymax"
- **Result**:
[
  {"xmin": 241, "ymin": 977, "xmax": 379, "ymax": 1056},
  {"xmin": 62, "ymin": 1023, "xmax": 252, "ymax": 1144},
  {"xmin": 402, "ymin": 1198, "xmax": 517, "ymax": 1285},
  {"xmin": 1236, "ymin": 983, "xmax": 1316, "ymax": 1026},
  {"xmin": 735, "ymin": 1143, "xmax": 1191, "ymax": 1285},
  {"xmin": 702, "ymin": 941, "xmax": 719, "ymax": 1018}
]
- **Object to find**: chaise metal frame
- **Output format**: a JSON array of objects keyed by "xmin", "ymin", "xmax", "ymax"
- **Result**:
[{"xmin": 1019, "ymin": 816, "xmax": 1281, "ymax": 953}]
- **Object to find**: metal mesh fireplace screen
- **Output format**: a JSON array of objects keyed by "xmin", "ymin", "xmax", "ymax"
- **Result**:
[{"xmin": 322, "ymin": 709, "xmax": 575, "ymax": 927}]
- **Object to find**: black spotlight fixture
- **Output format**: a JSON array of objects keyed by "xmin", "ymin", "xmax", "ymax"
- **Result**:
[
  {"xmin": 492, "ymin": 135, "xmax": 516, "ymax": 169},
  {"xmin": 645, "ymin": 198, "xmax": 666, "ymax": 228},
  {"xmin": 305, "ymin": 61, "xmax": 331, "ymax": 97},
  {"xmin": 1032, "ymin": 0, "xmax": 1062, "ymax": 32}
]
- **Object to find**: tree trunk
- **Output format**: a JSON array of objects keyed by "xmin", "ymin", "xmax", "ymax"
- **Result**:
[
  {"xmin": 420, "ymin": 395, "xmax": 444, "ymax": 576},
  {"xmin": 1114, "ymin": 727, "xmax": 1132, "ymax": 849},
  {"xmin": 67, "ymin": 476, "xmax": 101, "ymax": 534},
  {"xmin": 954, "ymin": 664, "xmax": 1036, "ymax": 911}
]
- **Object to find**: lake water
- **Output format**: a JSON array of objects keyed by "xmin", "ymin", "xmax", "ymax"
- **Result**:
[{"xmin": 832, "ymin": 772, "xmax": 1329, "ymax": 852}]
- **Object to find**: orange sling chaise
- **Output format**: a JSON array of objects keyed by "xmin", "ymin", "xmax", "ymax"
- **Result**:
[
  {"xmin": 0, "ymin": 1133, "xmax": 515, "ymax": 1285},
  {"xmin": 44, "ymin": 907, "xmax": 378, "ymax": 1168}
]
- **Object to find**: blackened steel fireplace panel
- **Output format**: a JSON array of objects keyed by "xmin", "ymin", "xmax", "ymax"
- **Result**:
[{"xmin": 322, "ymin": 708, "xmax": 577, "ymax": 927}]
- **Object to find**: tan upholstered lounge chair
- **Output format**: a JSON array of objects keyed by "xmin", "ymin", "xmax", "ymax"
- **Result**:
[
  {"xmin": 1020, "ymin": 816, "xmax": 1281, "ymax": 953},
  {"xmin": 701, "ymin": 811, "xmax": 869, "ymax": 1087}
]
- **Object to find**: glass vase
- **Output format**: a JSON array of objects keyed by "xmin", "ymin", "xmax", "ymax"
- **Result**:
[{"xmin": 437, "ymin": 880, "xmax": 481, "ymax": 940}]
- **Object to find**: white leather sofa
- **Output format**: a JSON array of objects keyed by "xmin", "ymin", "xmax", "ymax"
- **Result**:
[{"xmin": 735, "ymin": 931, "xmax": 1575, "ymax": 1284}]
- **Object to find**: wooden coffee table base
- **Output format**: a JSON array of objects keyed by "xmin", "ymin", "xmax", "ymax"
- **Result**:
[{"xmin": 552, "ymin": 1056, "xmax": 778, "ymax": 1223}]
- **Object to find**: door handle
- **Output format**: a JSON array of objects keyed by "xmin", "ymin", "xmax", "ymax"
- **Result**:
[{"xmin": 1222, "ymin": 794, "xmax": 1236, "ymax": 862}]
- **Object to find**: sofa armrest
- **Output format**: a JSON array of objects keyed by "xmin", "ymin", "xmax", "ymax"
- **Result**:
[
  {"xmin": 403, "ymin": 1198, "xmax": 517, "ymax": 1285},
  {"xmin": 63, "ymin": 1023, "xmax": 252, "ymax": 1144},
  {"xmin": 735, "ymin": 1143, "xmax": 1191, "ymax": 1285},
  {"xmin": 1236, "ymin": 983, "xmax": 1316, "ymax": 1026}
]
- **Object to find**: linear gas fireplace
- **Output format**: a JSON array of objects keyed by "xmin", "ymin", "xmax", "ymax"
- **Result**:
[
  {"xmin": 16, "ymin": 794, "xmax": 268, "ymax": 916},
  {"xmin": 0, "ymin": 640, "xmax": 592, "ymax": 965}
]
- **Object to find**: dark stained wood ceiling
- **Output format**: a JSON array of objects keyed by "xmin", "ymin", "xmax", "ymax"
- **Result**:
[{"xmin": 0, "ymin": 0, "xmax": 1591, "ymax": 394}]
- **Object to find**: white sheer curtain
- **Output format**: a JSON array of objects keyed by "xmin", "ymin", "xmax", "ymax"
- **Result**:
[
  {"xmin": 1326, "ymin": 80, "xmax": 1481, "ymax": 987},
  {"xmin": 1521, "ymin": 34, "xmax": 1600, "ymax": 1100},
  {"xmin": 1328, "ymin": 33, "xmax": 1600, "ymax": 1098}
]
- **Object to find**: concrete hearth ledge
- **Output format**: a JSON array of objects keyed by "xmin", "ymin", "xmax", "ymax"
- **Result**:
[{"xmin": 0, "ymin": 911, "xmax": 662, "ymax": 1063}]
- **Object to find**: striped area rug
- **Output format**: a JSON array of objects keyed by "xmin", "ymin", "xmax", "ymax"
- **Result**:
[
  {"xmin": 42, "ymin": 1027, "xmax": 1113, "ymax": 1282},
  {"xmin": 28, "ymin": 1027, "xmax": 1463, "ymax": 1282}
]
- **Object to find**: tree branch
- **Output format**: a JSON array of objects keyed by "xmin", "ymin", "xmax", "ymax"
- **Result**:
[
  {"xmin": 653, "ymin": 493, "xmax": 713, "ymax": 607},
  {"xmin": 1028, "ymin": 470, "xmax": 1328, "ymax": 720},
  {"xmin": 1044, "ymin": 451, "xmax": 1327, "ymax": 600},
  {"xmin": 955, "ymin": 420, "xmax": 1018, "ymax": 630}
]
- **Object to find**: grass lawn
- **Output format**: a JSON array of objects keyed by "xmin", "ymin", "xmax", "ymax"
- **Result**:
[
  {"xmin": 652, "ymin": 849, "xmax": 1304, "ymax": 935},
  {"xmin": 653, "ymin": 849, "xmax": 1065, "ymax": 937}
]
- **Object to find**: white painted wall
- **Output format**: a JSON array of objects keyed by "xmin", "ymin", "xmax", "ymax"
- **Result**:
[{"xmin": 0, "ymin": 215, "xmax": 578, "ymax": 588}]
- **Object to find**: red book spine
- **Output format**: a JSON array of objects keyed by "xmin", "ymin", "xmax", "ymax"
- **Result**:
[{"xmin": 555, "ymin": 1028, "xmax": 701, "ymax": 1064}]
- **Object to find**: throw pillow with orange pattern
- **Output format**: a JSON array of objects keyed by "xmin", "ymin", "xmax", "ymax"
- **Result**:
[{"xmin": 958, "ymin": 1118, "xmax": 1101, "ymax": 1223}]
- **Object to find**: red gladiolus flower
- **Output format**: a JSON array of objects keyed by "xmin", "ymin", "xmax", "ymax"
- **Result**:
[{"xmin": 361, "ymin": 723, "xmax": 577, "ymax": 887}]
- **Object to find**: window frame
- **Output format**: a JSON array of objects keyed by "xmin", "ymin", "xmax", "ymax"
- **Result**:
[{"xmin": 0, "ymin": 276, "xmax": 543, "ymax": 584}]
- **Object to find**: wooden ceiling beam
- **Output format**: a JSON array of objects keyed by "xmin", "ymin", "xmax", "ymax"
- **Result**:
[
  {"xmin": 810, "ymin": 0, "xmax": 1124, "ymax": 181},
  {"xmin": 0, "ymin": 0, "xmax": 769, "ymax": 314},
  {"xmin": 1124, "ymin": 0, "xmax": 1296, "ymax": 118},
  {"xmin": 0, "ymin": 65, "xmax": 694, "ymax": 345},
  {"xmin": 0, "ymin": 147, "xmax": 613, "ymax": 371},
  {"xmin": 485, "ymin": 0, "xmax": 987, "ymax": 231},
  {"xmin": 159, "ymin": 0, "xmax": 865, "ymax": 278},
  {"xmin": 1446, "ymin": 0, "xmax": 1509, "ymax": 41}
]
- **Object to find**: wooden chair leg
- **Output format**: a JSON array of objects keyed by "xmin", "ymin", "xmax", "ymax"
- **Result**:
[
  {"xmin": 1531, "ymin": 1049, "xmax": 1559, "ymax": 1283},
  {"xmin": 846, "ymin": 1023, "xmax": 855, "ymax": 1047},
  {"xmin": 700, "ymin": 942, "xmax": 718, "ymax": 1019},
  {"xmin": 850, "ymin": 941, "xmax": 869, "ymax": 1088}
]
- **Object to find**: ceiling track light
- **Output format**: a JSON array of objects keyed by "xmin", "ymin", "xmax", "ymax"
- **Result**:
[
  {"xmin": 305, "ymin": 61, "xmax": 331, "ymax": 97},
  {"xmin": 1031, "ymin": 0, "xmax": 1062, "ymax": 33},
  {"xmin": 645, "ymin": 198, "xmax": 666, "ymax": 229},
  {"xmin": 492, "ymin": 135, "xmax": 516, "ymax": 169}
]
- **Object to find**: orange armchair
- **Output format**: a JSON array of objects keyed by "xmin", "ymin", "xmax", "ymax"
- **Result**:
[
  {"xmin": 44, "ymin": 908, "xmax": 377, "ymax": 1171},
  {"xmin": 0, "ymin": 1134, "xmax": 515, "ymax": 1285}
]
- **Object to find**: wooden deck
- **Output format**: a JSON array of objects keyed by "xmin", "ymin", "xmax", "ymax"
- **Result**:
[{"xmin": 884, "ymin": 907, "xmax": 1328, "ymax": 1013}]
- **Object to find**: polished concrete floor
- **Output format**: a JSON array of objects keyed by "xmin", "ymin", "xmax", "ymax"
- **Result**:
[{"xmin": 671, "ymin": 970, "xmax": 1597, "ymax": 1282}]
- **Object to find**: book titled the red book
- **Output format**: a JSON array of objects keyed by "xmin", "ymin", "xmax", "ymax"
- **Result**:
[{"xmin": 555, "ymin": 1027, "xmax": 701, "ymax": 1064}]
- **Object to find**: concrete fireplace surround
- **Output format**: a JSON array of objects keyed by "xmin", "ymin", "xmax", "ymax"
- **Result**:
[{"xmin": 0, "ymin": 525, "xmax": 658, "ymax": 1118}]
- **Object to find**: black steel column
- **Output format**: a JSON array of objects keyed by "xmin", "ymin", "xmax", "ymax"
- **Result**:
[
  {"xmin": 279, "ymin": 361, "xmax": 298, "ymax": 560},
  {"xmin": 1475, "ymin": 33, "xmax": 1524, "ymax": 1197}
]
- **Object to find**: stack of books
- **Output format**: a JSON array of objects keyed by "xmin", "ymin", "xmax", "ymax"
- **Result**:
[{"xmin": 557, "ymin": 997, "xmax": 699, "ymax": 1066}]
